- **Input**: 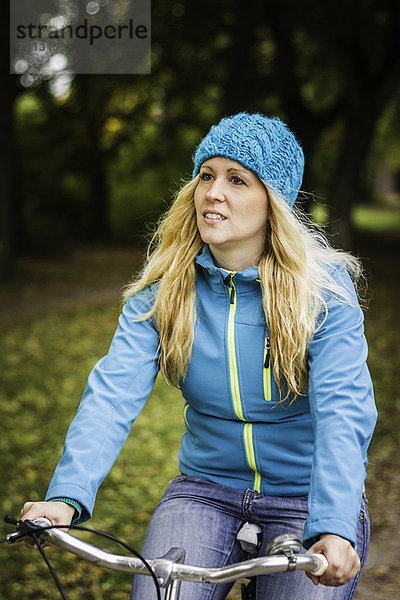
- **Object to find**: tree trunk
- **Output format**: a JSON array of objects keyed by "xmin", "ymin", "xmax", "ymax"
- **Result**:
[
  {"xmin": 87, "ymin": 121, "xmax": 110, "ymax": 240},
  {"xmin": 75, "ymin": 76, "xmax": 110, "ymax": 241},
  {"xmin": 0, "ymin": 9, "xmax": 20, "ymax": 279},
  {"xmin": 327, "ymin": 115, "xmax": 374, "ymax": 249},
  {"xmin": 219, "ymin": 1, "xmax": 260, "ymax": 116},
  {"xmin": 0, "ymin": 109, "xmax": 14, "ymax": 278},
  {"xmin": 328, "ymin": 58, "xmax": 400, "ymax": 249}
]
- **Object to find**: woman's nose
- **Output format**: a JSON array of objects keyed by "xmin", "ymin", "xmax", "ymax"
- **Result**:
[{"xmin": 206, "ymin": 179, "xmax": 226, "ymax": 202}]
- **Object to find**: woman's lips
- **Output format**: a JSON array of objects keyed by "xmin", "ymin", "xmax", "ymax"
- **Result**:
[{"xmin": 203, "ymin": 211, "xmax": 227, "ymax": 222}]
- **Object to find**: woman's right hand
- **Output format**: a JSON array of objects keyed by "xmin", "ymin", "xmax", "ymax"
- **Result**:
[{"xmin": 20, "ymin": 501, "xmax": 75, "ymax": 529}]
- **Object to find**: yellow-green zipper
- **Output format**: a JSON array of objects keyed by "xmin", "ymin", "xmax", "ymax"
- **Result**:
[
  {"xmin": 226, "ymin": 274, "xmax": 245, "ymax": 421},
  {"xmin": 225, "ymin": 272, "xmax": 261, "ymax": 493},
  {"xmin": 263, "ymin": 336, "xmax": 272, "ymax": 402},
  {"xmin": 244, "ymin": 423, "xmax": 261, "ymax": 492}
]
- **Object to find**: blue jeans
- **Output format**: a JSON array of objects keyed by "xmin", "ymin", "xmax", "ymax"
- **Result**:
[{"xmin": 131, "ymin": 475, "xmax": 369, "ymax": 600}]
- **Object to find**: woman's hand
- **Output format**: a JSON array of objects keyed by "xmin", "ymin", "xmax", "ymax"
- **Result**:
[
  {"xmin": 20, "ymin": 501, "xmax": 75, "ymax": 540},
  {"xmin": 19, "ymin": 501, "xmax": 76, "ymax": 548},
  {"xmin": 306, "ymin": 534, "xmax": 360, "ymax": 587}
]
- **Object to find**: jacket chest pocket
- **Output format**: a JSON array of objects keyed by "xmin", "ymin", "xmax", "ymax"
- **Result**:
[{"xmin": 263, "ymin": 336, "xmax": 272, "ymax": 402}]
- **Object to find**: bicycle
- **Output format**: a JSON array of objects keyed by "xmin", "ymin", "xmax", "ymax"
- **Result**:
[{"xmin": 3, "ymin": 516, "xmax": 328, "ymax": 600}]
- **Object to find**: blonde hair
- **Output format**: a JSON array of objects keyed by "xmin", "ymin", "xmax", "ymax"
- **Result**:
[
  {"xmin": 259, "ymin": 186, "xmax": 362, "ymax": 401},
  {"xmin": 123, "ymin": 178, "xmax": 202, "ymax": 385},
  {"xmin": 123, "ymin": 177, "xmax": 363, "ymax": 401}
]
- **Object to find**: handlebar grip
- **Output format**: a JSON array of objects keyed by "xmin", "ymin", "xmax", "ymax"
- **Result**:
[{"xmin": 309, "ymin": 553, "xmax": 328, "ymax": 576}]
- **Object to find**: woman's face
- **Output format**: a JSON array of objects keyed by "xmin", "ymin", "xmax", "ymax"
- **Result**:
[{"xmin": 194, "ymin": 156, "xmax": 269, "ymax": 269}]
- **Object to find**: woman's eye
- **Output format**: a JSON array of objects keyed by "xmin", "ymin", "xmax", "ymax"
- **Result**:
[
  {"xmin": 199, "ymin": 172, "xmax": 213, "ymax": 181},
  {"xmin": 231, "ymin": 175, "xmax": 245, "ymax": 185}
]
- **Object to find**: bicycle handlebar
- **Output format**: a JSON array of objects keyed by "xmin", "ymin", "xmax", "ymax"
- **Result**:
[{"xmin": 6, "ymin": 518, "xmax": 328, "ymax": 585}]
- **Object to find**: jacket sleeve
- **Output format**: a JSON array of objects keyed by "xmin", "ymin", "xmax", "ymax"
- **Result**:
[
  {"xmin": 45, "ymin": 289, "xmax": 160, "ymax": 522},
  {"xmin": 302, "ymin": 269, "xmax": 377, "ymax": 549}
]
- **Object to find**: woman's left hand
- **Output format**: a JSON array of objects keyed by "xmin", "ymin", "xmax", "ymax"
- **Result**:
[{"xmin": 306, "ymin": 534, "xmax": 361, "ymax": 587}]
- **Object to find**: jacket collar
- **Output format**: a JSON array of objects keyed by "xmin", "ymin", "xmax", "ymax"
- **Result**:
[{"xmin": 195, "ymin": 244, "xmax": 261, "ymax": 295}]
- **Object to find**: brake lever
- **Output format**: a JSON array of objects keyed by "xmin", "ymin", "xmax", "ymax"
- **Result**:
[
  {"xmin": 1, "ymin": 516, "xmax": 21, "ymax": 543},
  {"xmin": 2, "ymin": 515, "xmax": 51, "ymax": 544}
]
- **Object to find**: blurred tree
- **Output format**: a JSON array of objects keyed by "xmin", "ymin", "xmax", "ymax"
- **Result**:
[
  {"xmin": 15, "ymin": 75, "xmax": 154, "ymax": 251},
  {"xmin": 295, "ymin": 0, "xmax": 398, "ymax": 247},
  {"xmin": 6, "ymin": 0, "xmax": 400, "ymax": 265},
  {"xmin": 52, "ymin": 76, "xmax": 116, "ymax": 241}
]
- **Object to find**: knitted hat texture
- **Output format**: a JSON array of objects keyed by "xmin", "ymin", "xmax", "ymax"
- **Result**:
[{"xmin": 192, "ymin": 112, "xmax": 304, "ymax": 207}]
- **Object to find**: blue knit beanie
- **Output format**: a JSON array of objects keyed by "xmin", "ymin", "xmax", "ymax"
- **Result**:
[{"xmin": 192, "ymin": 112, "xmax": 304, "ymax": 208}]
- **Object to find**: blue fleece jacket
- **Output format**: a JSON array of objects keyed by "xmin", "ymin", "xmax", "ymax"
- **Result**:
[{"xmin": 46, "ymin": 245, "xmax": 377, "ymax": 548}]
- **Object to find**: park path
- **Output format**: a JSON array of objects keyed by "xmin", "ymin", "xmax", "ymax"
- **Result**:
[
  {"xmin": 355, "ymin": 532, "xmax": 400, "ymax": 598},
  {"xmin": 0, "ymin": 282, "xmax": 123, "ymax": 322}
]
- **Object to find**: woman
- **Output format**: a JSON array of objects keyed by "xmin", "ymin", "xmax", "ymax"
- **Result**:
[{"xmin": 21, "ymin": 112, "xmax": 377, "ymax": 599}]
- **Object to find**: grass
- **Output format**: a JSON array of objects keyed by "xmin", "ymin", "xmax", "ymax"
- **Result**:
[{"xmin": 0, "ymin": 238, "xmax": 399, "ymax": 599}]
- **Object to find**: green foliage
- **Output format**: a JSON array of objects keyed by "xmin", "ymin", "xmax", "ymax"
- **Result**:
[{"xmin": 109, "ymin": 163, "xmax": 174, "ymax": 243}]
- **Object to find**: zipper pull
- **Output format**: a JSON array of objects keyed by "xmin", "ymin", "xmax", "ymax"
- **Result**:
[
  {"xmin": 229, "ymin": 284, "xmax": 235, "ymax": 304},
  {"xmin": 223, "ymin": 273, "xmax": 236, "ymax": 304},
  {"xmin": 264, "ymin": 337, "xmax": 271, "ymax": 369}
]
